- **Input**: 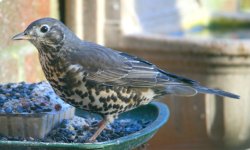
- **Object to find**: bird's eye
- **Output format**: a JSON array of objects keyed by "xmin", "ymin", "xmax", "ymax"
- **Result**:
[{"xmin": 40, "ymin": 25, "xmax": 50, "ymax": 33}]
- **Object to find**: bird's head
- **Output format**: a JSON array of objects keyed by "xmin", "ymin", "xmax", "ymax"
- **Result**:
[{"xmin": 12, "ymin": 18, "xmax": 73, "ymax": 53}]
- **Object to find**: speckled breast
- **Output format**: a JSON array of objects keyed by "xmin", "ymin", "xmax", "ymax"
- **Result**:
[
  {"xmin": 52, "ymin": 75, "xmax": 154, "ymax": 116},
  {"xmin": 39, "ymin": 55, "xmax": 155, "ymax": 116}
]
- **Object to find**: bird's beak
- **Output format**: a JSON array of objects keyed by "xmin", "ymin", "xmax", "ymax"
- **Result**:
[{"xmin": 12, "ymin": 32, "xmax": 32, "ymax": 40}]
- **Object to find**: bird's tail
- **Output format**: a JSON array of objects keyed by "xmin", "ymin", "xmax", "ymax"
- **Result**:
[{"xmin": 196, "ymin": 86, "xmax": 240, "ymax": 99}]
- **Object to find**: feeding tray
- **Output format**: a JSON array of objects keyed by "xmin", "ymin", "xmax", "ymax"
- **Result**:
[
  {"xmin": 0, "ymin": 82, "xmax": 75, "ymax": 139},
  {"xmin": 0, "ymin": 102, "xmax": 169, "ymax": 150}
]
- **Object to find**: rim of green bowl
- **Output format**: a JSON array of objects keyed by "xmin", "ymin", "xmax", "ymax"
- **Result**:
[{"xmin": 0, "ymin": 101, "xmax": 169, "ymax": 149}]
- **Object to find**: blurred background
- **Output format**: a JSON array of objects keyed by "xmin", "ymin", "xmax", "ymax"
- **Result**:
[{"xmin": 1, "ymin": 0, "xmax": 250, "ymax": 149}]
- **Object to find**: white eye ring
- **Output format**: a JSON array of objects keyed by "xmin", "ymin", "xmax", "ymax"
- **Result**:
[{"xmin": 40, "ymin": 24, "xmax": 50, "ymax": 33}]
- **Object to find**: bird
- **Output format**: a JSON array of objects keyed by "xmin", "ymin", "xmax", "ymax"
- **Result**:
[{"xmin": 12, "ymin": 18, "xmax": 240, "ymax": 142}]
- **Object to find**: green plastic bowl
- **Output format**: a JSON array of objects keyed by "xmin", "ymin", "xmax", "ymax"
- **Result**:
[{"xmin": 0, "ymin": 102, "xmax": 169, "ymax": 150}]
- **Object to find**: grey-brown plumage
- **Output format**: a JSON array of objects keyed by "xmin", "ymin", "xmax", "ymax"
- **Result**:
[{"xmin": 12, "ymin": 18, "xmax": 240, "ymax": 142}]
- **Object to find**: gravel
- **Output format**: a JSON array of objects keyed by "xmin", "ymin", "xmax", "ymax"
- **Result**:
[
  {"xmin": 0, "ymin": 81, "xmax": 70, "ymax": 114},
  {"xmin": 0, "ymin": 116, "xmax": 152, "ymax": 143}
]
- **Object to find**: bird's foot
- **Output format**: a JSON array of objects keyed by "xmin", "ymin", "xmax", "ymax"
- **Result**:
[{"xmin": 86, "ymin": 138, "xmax": 97, "ymax": 143}]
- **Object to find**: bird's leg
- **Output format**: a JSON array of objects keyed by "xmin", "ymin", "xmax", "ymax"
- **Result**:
[
  {"xmin": 89, "ymin": 116, "xmax": 113, "ymax": 142},
  {"xmin": 89, "ymin": 119, "xmax": 107, "ymax": 142}
]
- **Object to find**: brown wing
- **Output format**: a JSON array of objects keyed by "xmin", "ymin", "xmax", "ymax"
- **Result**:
[{"xmin": 66, "ymin": 41, "xmax": 198, "ymax": 96}]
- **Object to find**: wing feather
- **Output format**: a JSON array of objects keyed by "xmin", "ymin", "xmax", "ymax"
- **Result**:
[{"xmin": 66, "ymin": 41, "xmax": 198, "ymax": 90}]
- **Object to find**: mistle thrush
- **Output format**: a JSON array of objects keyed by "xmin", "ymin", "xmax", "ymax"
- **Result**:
[{"xmin": 13, "ymin": 18, "xmax": 240, "ymax": 142}]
